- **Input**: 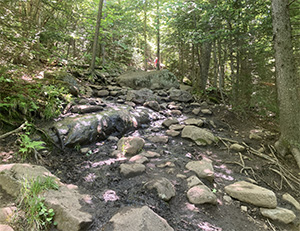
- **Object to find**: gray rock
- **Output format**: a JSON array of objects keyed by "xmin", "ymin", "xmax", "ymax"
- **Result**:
[
  {"xmin": 181, "ymin": 126, "xmax": 216, "ymax": 146},
  {"xmin": 166, "ymin": 130, "xmax": 181, "ymax": 137},
  {"xmin": 282, "ymin": 193, "xmax": 300, "ymax": 210},
  {"xmin": 126, "ymin": 88, "xmax": 156, "ymax": 104},
  {"xmin": 169, "ymin": 124, "xmax": 185, "ymax": 130},
  {"xmin": 103, "ymin": 206, "xmax": 174, "ymax": 231},
  {"xmin": 120, "ymin": 163, "xmax": 146, "ymax": 177},
  {"xmin": 183, "ymin": 118, "xmax": 204, "ymax": 127},
  {"xmin": 148, "ymin": 135, "xmax": 169, "ymax": 144},
  {"xmin": 0, "ymin": 164, "xmax": 93, "ymax": 231},
  {"xmin": 0, "ymin": 225, "xmax": 14, "ymax": 231},
  {"xmin": 142, "ymin": 151, "xmax": 161, "ymax": 158},
  {"xmin": 144, "ymin": 178, "xmax": 176, "ymax": 201},
  {"xmin": 43, "ymin": 186, "xmax": 93, "ymax": 231},
  {"xmin": 0, "ymin": 206, "xmax": 16, "ymax": 223},
  {"xmin": 201, "ymin": 109, "xmax": 212, "ymax": 115},
  {"xmin": 117, "ymin": 70, "xmax": 179, "ymax": 90},
  {"xmin": 143, "ymin": 101, "xmax": 161, "ymax": 111},
  {"xmin": 260, "ymin": 207, "xmax": 296, "ymax": 224},
  {"xmin": 129, "ymin": 155, "xmax": 149, "ymax": 164},
  {"xmin": 224, "ymin": 181, "xmax": 277, "ymax": 208},
  {"xmin": 52, "ymin": 106, "xmax": 151, "ymax": 147},
  {"xmin": 185, "ymin": 158, "xmax": 215, "ymax": 181},
  {"xmin": 169, "ymin": 88, "xmax": 193, "ymax": 102},
  {"xmin": 71, "ymin": 105, "xmax": 103, "ymax": 114},
  {"xmin": 162, "ymin": 118, "xmax": 179, "ymax": 128},
  {"xmin": 230, "ymin": 144, "xmax": 245, "ymax": 152},
  {"xmin": 117, "ymin": 137, "xmax": 145, "ymax": 156},
  {"xmin": 192, "ymin": 108, "xmax": 201, "ymax": 115},
  {"xmin": 97, "ymin": 90, "xmax": 110, "ymax": 97},
  {"xmin": 187, "ymin": 175, "xmax": 203, "ymax": 189},
  {"xmin": 187, "ymin": 185, "xmax": 217, "ymax": 205}
]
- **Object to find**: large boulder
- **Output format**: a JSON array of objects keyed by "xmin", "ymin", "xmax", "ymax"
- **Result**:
[
  {"xmin": 0, "ymin": 164, "xmax": 93, "ymax": 231},
  {"xmin": 117, "ymin": 70, "xmax": 179, "ymax": 90},
  {"xmin": 51, "ymin": 105, "xmax": 154, "ymax": 147},
  {"xmin": 103, "ymin": 206, "xmax": 174, "ymax": 231}
]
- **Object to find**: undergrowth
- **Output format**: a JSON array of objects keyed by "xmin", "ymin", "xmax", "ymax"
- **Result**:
[{"xmin": 18, "ymin": 176, "xmax": 59, "ymax": 230}]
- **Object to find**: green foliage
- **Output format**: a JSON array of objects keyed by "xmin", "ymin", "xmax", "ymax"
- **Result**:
[{"xmin": 18, "ymin": 176, "xmax": 59, "ymax": 230}]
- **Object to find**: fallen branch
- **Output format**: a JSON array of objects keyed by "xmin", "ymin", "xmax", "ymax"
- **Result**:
[{"xmin": 0, "ymin": 122, "xmax": 27, "ymax": 140}]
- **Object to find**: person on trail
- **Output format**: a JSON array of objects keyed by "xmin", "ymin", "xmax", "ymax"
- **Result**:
[{"xmin": 154, "ymin": 57, "xmax": 158, "ymax": 68}]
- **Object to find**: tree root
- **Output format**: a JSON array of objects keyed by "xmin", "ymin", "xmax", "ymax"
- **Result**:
[
  {"xmin": 0, "ymin": 122, "xmax": 27, "ymax": 140},
  {"xmin": 219, "ymin": 136, "xmax": 300, "ymax": 191}
]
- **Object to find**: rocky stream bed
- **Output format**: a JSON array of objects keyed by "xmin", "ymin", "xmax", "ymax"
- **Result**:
[{"xmin": 0, "ymin": 69, "xmax": 300, "ymax": 231}]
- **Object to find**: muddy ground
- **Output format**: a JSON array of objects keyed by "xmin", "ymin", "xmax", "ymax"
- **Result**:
[{"xmin": 1, "ymin": 99, "xmax": 299, "ymax": 231}]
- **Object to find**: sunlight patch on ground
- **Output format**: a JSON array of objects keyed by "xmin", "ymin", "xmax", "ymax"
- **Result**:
[
  {"xmin": 0, "ymin": 151, "xmax": 14, "ymax": 162},
  {"xmin": 103, "ymin": 190, "xmax": 119, "ymax": 202},
  {"xmin": 84, "ymin": 173, "xmax": 96, "ymax": 182},
  {"xmin": 198, "ymin": 222, "xmax": 222, "ymax": 231},
  {"xmin": 185, "ymin": 203, "xmax": 199, "ymax": 212}
]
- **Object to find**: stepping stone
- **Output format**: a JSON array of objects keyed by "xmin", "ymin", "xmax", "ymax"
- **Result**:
[
  {"xmin": 129, "ymin": 155, "xmax": 149, "ymax": 164},
  {"xmin": 224, "ymin": 181, "xmax": 277, "ymax": 208},
  {"xmin": 148, "ymin": 135, "xmax": 169, "ymax": 144},
  {"xmin": 184, "ymin": 118, "xmax": 204, "ymax": 127},
  {"xmin": 182, "ymin": 126, "xmax": 216, "ymax": 146},
  {"xmin": 169, "ymin": 124, "xmax": 185, "ymax": 130},
  {"xmin": 187, "ymin": 175, "xmax": 203, "ymax": 189},
  {"xmin": 142, "ymin": 151, "xmax": 161, "ymax": 158},
  {"xmin": 144, "ymin": 177, "xmax": 176, "ymax": 201},
  {"xmin": 103, "ymin": 206, "xmax": 174, "ymax": 231},
  {"xmin": 120, "ymin": 163, "xmax": 146, "ymax": 178},
  {"xmin": 192, "ymin": 108, "xmax": 201, "ymax": 115},
  {"xmin": 260, "ymin": 207, "xmax": 296, "ymax": 224},
  {"xmin": 187, "ymin": 185, "xmax": 217, "ymax": 205},
  {"xmin": 162, "ymin": 118, "xmax": 179, "ymax": 128},
  {"xmin": 166, "ymin": 130, "xmax": 181, "ymax": 137},
  {"xmin": 97, "ymin": 90, "xmax": 110, "ymax": 97},
  {"xmin": 117, "ymin": 137, "xmax": 145, "ymax": 156},
  {"xmin": 185, "ymin": 158, "xmax": 214, "ymax": 181},
  {"xmin": 144, "ymin": 101, "xmax": 161, "ymax": 112},
  {"xmin": 201, "ymin": 109, "xmax": 212, "ymax": 115}
]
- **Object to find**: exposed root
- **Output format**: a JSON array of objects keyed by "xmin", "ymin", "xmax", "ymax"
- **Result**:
[
  {"xmin": 291, "ymin": 147, "xmax": 300, "ymax": 169},
  {"xmin": 0, "ymin": 122, "xmax": 27, "ymax": 140}
]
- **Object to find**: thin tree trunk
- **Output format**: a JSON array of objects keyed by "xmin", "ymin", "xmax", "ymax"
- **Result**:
[
  {"xmin": 156, "ymin": 0, "xmax": 160, "ymax": 70},
  {"xmin": 272, "ymin": 0, "xmax": 300, "ymax": 168},
  {"xmin": 90, "ymin": 0, "xmax": 104, "ymax": 73},
  {"xmin": 144, "ymin": 0, "xmax": 147, "ymax": 71}
]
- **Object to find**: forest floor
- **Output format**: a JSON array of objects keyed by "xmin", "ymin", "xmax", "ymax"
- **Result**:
[{"xmin": 0, "ymin": 69, "xmax": 300, "ymax": 231}]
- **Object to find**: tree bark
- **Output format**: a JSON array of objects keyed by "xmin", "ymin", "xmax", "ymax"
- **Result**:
[
  {"xmin": 144, "ymin": 0, "xmax": 147, "ymax": 71},
  {"xmin": 272, "ymin": 0, "xmax": 300, "ymax": 168},
  {"xmin": 156, "ymin": 0, "xmax": 160, "ymax": 70},
  {"xmin": 90, "ymin": 0, "xmax": 104, "ymax": 73}
]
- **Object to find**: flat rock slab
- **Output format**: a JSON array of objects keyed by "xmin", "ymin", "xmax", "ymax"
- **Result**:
[
  {"xmin": 185, "ymin": 158, "xmax": 215, "ymax": 181},
  {"xmin": 117, "ymin": 137, "xmax": 145, "ymax": 156},
  {"xmin": 224, "ymin": 181, "xmax": 277, "ymax": 208},
  {"xmin": 103, "ymin": 206, "xmax": 174, "ymax": 231},
  {"xmin": 144, "ymin": 178, "xmax": 176, "ymax": 201},
  {"xmin": 187, "ymin": 185, "xmax": 217, "ymax": 205},
  {"xmin": 120, "ymin": 163, "xmax": 146, "ymax": 178},
  {"xmin": 183, "ymin": 118, "xmax": 204, "ymax": 127},
  {"xmin": 117, "ymin": 70, "xmax": 179, "ymax": 90},
  {"xmin": 43, "ymin": 186, "xmax": 93, "ymax": 231},
  {"xmin": 260, "ymin": 207, "xmax": 296, "ymax": 224},
  {"xmin": 181, "ymin": 126, "xmax": 217, "ymax": 146},
  {"xmin": 0, "ymin": 164, "xmax": 93, "ymax": 231},
  {"xmin": 162, "ymin": 118, "xmax": 179, "ymax": 128}
]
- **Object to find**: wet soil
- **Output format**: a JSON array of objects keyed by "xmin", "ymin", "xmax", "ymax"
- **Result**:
[{"xmin": 1, "ymin": 101, "xmax": 300, "ymax": 231}]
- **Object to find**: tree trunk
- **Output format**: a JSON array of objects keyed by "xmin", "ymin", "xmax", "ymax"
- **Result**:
[
  {"xmin": 156, "ymin": 0, "xmax": 160, "ymax": 70},
  {"xmin": 272, "ymin": 0, "xmax": 300, "ymax": 168},
  {"xmin": 144, "ymin": 0, "xmax": 147, "ymax": 71},
  {"xmin": 90, "ymin": 0, "xmax": 104, "ymax": 73},
  {"xmin": 199, "ymin": 41, "xmax": 212, "ymax": 91}
]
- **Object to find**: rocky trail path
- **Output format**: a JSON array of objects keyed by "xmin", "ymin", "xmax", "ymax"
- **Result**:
[{"xmin": 0, "ymin": 69, "xmax": 300, "ymax": 231}]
